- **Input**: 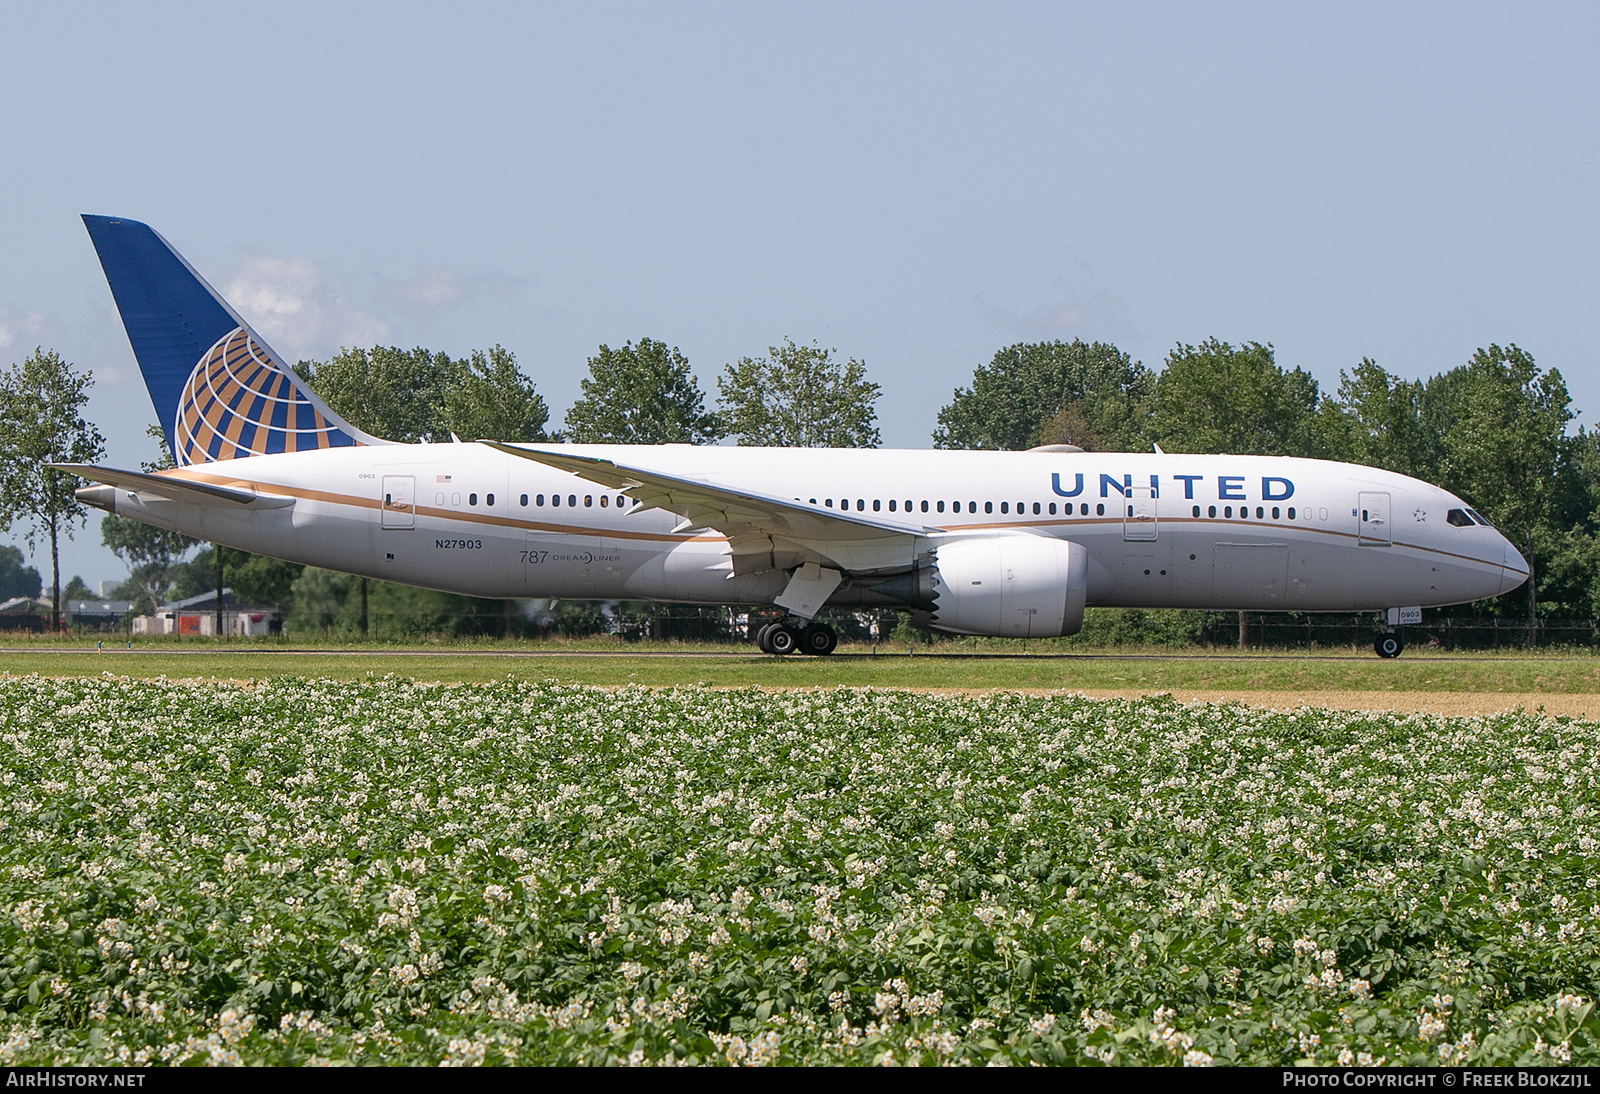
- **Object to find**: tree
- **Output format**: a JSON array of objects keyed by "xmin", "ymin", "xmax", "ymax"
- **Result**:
[
  {"xmin": 1431, "ymin": 345, "xmax": 1580, "ymax": 646},
  {"xmin": 564, "ymin": 339, "xmax": 722, "ymax": 444},
  {"xmin": 0, "ymin": 545, "xmax": 41, "ymax": 600},
  {"xmin": 0, "ymin": 349, "xmax": 105, "ymax": 628},
  {"xmin": 933, "ymin": 340, "xmax": 1154, "ymax": 451},
  {"xmin": 1317, "ymin": 358, "xmax": 1435, "ymax": 478},
  {"xmin": 444, "ymin": 345, "xmax": 550, "ymax": 443},
  {"xmin": 102, "ymin": 514, "xmax": 198, "ymax": 609},
  {"xmin": 223, "ymin": 552, "xmax": 304, "ymax": 609},
  {"xmin": 62, "ymin": 576, "xmax": 92, "ymax": 601},
  {"xmin": 717, "ymin": 339, "xmax": 880, "ymax": 447},
  {"xmin": 299, "ymin": 344, "xmax": 549, "ymax": 444},
  {"xmin": 297, "ymin": 346, "xmax": 460, "ymax": 442},
  {"xmin": 1150, "ymin": 339, "xmax": 1323, "ymax": 456}
]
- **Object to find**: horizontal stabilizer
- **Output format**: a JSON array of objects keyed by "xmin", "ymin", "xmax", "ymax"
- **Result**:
[{"xmin": 52, "ymin": 464, "xmax": 295, "ymax": 509}]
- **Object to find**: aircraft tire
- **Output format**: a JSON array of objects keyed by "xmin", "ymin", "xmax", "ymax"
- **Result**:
[
  {"xmin": 755, "ymin": 622, "xmax": 776, "ymax": 653},
  {"xmin": 800, "ymin": 623, "xmax": 838, "ymax": 656},
  {"xmin": 1374, "ymin": 632, "xmax": 1403, "ymax": 659},
  {"xmin": 767, "ymin": 625, "xmax": 801, "ymax": 656}
]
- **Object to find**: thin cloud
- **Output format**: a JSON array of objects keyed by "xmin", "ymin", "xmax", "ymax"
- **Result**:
[
  {"xmin": 374, "ymin": 264, "xmax": 521, "ymax": 325},
  {"xmin": 980, "ymin": 288, "xmax": 1139, "ymax": 345},
  {"xmin": 223, "ymin": 254, "xmax": 390, "ymax": 362},
  {"xmin": 0, "ymin": 307, "xmax": 54, "ymax": 355}
]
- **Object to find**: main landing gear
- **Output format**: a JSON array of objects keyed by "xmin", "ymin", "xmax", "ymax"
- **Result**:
[
  {"xmin": 755, "ymin": 618, "xmax": 838, "ymax": 656},
  {"xmin": 1374, "ymin": 631, "xmax": 1404, "ymax": 659}
]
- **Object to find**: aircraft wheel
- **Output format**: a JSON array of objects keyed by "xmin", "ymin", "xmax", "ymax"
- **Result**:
[
  {"xmin": 800, "ymin": 622, "xmax": 838, "ymax": 656},
  {"xmin": 767, "ymin": 625, "xmax": 801, "ymax": 656},
  {"xmin": 1375, "ymin": 632, "xmax": 1403, "ymax": 659},
  {"xmin": 754, "ymin": 622, "xmax": 776, "ymax": 653}
]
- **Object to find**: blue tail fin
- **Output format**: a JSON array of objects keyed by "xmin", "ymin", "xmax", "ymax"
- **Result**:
[{"xmin": 82, "ymin": 215, "xmax": 378, "ymax": 466}]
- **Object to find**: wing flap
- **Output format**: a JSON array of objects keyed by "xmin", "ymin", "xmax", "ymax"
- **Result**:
[{"xmin": 484, "ymin": 443, "xmax": 925, "ymax": 575}]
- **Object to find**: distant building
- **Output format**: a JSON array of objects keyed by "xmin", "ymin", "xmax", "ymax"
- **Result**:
[
  {"xmin": 0, "ymin": 597, "xmax": 133, "ymax": 632},
  {"xmin": 0, "ymin": 597, "xmax": 42, "ymax": 632},
  {"xmin": 133, "ymin": 589, "xmax": 278, "ymax": 637},
  {"xmin": 65, "ymin": 599, "xmax": 134, "ymax": 630}
]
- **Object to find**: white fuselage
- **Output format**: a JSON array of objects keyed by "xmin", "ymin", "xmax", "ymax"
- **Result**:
[{"xmin": 110, "ymin": 444, "xmax": 1526, "ymax": 615}]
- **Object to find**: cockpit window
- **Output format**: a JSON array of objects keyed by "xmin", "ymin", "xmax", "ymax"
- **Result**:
[
  {"xmin": 1447, "ymin": 509, "xmax": 1475, "ymax": 527},
  {"xmin": 1466, "ymin": 508, "xmax": 1493, "ymax": 528}
]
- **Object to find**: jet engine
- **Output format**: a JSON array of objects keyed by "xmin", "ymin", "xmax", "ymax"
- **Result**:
[{"xmin": 871, "ymin": 535, "xmax": 1088, "ymax": 638}]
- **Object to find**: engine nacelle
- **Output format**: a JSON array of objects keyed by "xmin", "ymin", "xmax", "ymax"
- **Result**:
[{"xmin": 918, "ymin": 535, "xmax": 1088, "ymax": 638}]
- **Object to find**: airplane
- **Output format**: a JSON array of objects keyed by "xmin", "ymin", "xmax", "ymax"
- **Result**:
[{"xmin": 59, "ymin": 215, "xmax": 1528, "ymax": 658}]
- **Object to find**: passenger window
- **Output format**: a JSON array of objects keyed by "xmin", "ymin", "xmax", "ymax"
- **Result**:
[
  {"xmin": 936, "ymin": 501, "xmax": 945, "ymax": 513},
  {"xmin": 857, "ymin": 499, "xmax": 865, "ymax": 511},
  {"xmin": 1447, "ymin": 509, "xmax": 1474, "ymax": 527},
  {"xmin": 1048, "ymin": 502, "xmax": 1056, "ymax": 515},
  {"xmin": 520, "ymin": 494, "xmax": 528, "ymax": 507},
  {"xmin": 1033, "ymin": 502, "xmax": 1041, "ymax": 515},
  {"xmin": 1080, "ymin": 503, "xmax": 1088, "ymax": 515},
  {"xmin": 888, "ymin": 499, "xmax": 896, "ymax": 511},
  {"xmin": 999, "ymin": 502, "xmax": 1007, "ymax": 514},
  {"xmin": 600, "ymin": 495, "xmax": 608, "ymax": 507},
  {"xmin": 1287, "ymin": 506, "xmax": 1295, "ymax": 520},
  {"xmin": 1096, "ymin": 503, "xmax": 1105, "ymax": 516},
  {"xmin": 905, "ymin": 500, "xmax": 912, "ymax": 511},
  {"xmin": 487, "ymin": 493, "xmax": 495, "ymax": 506},
  {"xmin": 1224, "ymin": 506, "xmax": 1232, "ymax": 518},
  {"xmin": 1208, "ymin": 506, "xmax": 1216, "ymax": 518},
  {"xmin": 1271, "ymin": 506, "xmax": 1279, "ymax": 519},
  {"xmin": 1192, "ymin": 505, "xmax": 1200, "ymax": 517},
  {"xmin": 552, "ymin": 494, "xmax": 561, "ymax": 507},
  {"xmin": 385, "ymin": 493, "xmax": 391, "ymax": 505},
  {"xmin": 536, "ymin": 494, "xmax": 545, "ymax": 506},
  {"xmin": 921, "ymin": 500, "xmax": 929, "ymax": 512},
  {"xmin": 968, "ymin": 502, "xmax": 977, "ymax": 514},
  {"xmin": 1256, "ymin": 506, "xmax": 1264, "ymax": 519},
  {"xmin": 569, "ymin": 495, "xmax": 577, "ymax": 507},
  {"xmin": 582, "ymin": 495, "xmax": 591, "ymax": 507},
  {"xmin": 873, "ymin": 499, "xmax": 881, "ymax": 511},
  {"xmin": 826, "ymin": 499, "xmax": 833, "ymax": 507},
  {"xmin": 469, "ymin": 493, "xmax": 478, "ymax": 506}
]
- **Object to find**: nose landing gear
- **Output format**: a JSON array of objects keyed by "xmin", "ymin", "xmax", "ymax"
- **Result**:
[
  {"xmin": 1374, "ymin": 632, "xmax": 1403, "ymax": 659},
  {"xmin": 755, "ymin": 618, "xmax": 838, "ymax": 656}
]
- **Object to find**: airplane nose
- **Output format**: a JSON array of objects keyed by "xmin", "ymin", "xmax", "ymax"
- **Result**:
[{"xmin": 1500, "ymin": 538, "xmax": 1530, "ymax": 595}]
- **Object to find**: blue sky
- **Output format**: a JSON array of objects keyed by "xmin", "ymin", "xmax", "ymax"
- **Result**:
[{"xmin": 3, "ymin": 2, "xmax": 1596, "ymax": 589}]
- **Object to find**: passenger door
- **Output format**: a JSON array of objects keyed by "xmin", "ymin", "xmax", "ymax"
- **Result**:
[
  {"xmin": 1123, "ymin": 483, "xmax": 1157, "ymax": 541},
  {"xmin": 381, "ymin": 475, "xmax": 415, "ymax": 529},
  {"xmin": 1358, "ymin": 492, "xmax": 1391, "ymax": 546}
]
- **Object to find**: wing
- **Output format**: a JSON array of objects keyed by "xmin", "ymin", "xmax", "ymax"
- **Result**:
[
  {"xmin": 51, "ymin": 464, "xmax": 295, "ymax": 509},
  {"xmin": 482, "ymin": 443, "xmax": 925, "ymax": 575}
]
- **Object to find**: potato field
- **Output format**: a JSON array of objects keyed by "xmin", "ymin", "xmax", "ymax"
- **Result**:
[{"xmin": 0, "ymin": 674, "xmax": 1597, "ymax": 1066}]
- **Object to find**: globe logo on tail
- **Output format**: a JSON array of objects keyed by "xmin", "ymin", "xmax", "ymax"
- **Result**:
[{"xmin": 174, "ymin": 328, "xmax": 359, "ymax": 465}]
